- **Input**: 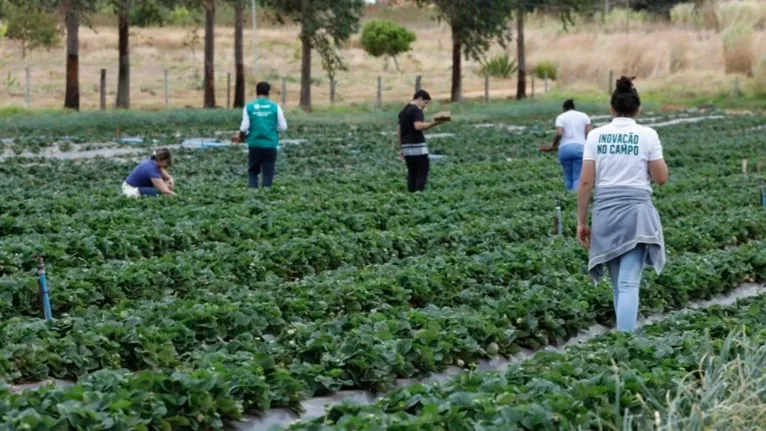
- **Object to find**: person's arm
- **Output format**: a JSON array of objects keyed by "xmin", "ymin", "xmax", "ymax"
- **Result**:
[
  {"xmin": 549, "ymin": 127, "xmax": 564, "ymax": 151},
  {"xmin": 647, "ymin": 131, "xmax": 668, "ymax": 185},
  {"xmin": 160, "ymin": 168, "xmax": 175, "ymax": 190},
  {"xmin": 151, "ymin": 177, "xmax": 176, "ymax": 196},
  {"xmin": 576, "ymin": 134, "xmax": 598, "ymax": 248},
  {"xmin": 541, "ymin": 116, "xmax": 564, "ymax": 152},
  {"xmin": 414, "ymin": 120, "xmax": 442, "ymax": 131},
  {"xmin": 234, "ymin": 106, "xmax": 249, "ymax": 142},
  {"xmin": 576, "ymin": 160, "xmax": 595, "ymax": 247},
  {"xmin": 276, "ymin": 105, "xmax": 287, "ymax": 133},
  {"xmin": 577, "ymin": 161, "xmax": 595, "ymax": 225},
  {"xmin": 412, "ymin": 109, "xmax": 444, "ymax": 131},
  {"xmin": 396, "ymin": 124, "xmax": 402, "ymax": 149}
]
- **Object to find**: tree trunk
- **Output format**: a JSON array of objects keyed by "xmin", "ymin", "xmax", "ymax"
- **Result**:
[
  {"xmin": 64, "ymin": 9, "xmax": 80, "ymax": 111},
  {"xmin": 116, "ymin": 4, "xmax": 131, "ymax": 109},
  {"xmin": 450, "ymin": 26, "xmax": 462, "ymax": 103},
  {"xmin": 203, "ymin": 0, "xmax": 216, "ymax": 108},
  {"xmin": 299, "ymin": 28, "xmax": 312, "ymax": 111},
  {"xmin": 233, "ymin": 1, "xmax": 245, "ymax": 108},
  {"xmin": 516, "ymin": 6, "xmax": 526, "ymax": 100}
]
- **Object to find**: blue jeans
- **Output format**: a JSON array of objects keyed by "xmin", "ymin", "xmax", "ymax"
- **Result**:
[
  {"xmin": 558, "ymin": 143, "xmax": 584, "ymax": 191},
  {"xmin": 606, "ymin": 244, "xmax": 647, "ymax": 333},
  {"xmin": 248, "ymin": 147, "xmax": 278, "ymax": 188}
]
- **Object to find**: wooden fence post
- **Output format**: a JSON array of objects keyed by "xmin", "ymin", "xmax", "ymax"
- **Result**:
[
  {"xmin": 544, "ymin": 72, "xmax": 549, "ymax": 93},
  {"xmin": 484, "ymin": 75, "xmax": 489, "ymax": 104},
  {"xmin": 415, "ymin": 75, "xmax": 422, "ymax": 92},
  {"xmin": 609, "ymin": 70, "xmax": 614, "ymax": 94},
  {"xmin": 99, "ymin": 69, "xmax": 106, "ymax": 111},
  {"xmin": 227, "ymin": 72, "xmax": 231, "ymax": 108},
  {"xmin": 164, "ymin": 70, "xmax": 169, "ymax": 107},
  {"xmin": 376, "ymin": 76, "xmax": 382, "ymax": 109},
  {"xmin": 330, "ymin": 79, "xmax": 336, "ymax": 105},
  {"xmin": 531, "ymin": 75, "xmax": 535, "ymax": 99},
  {"xmin": 25, "ymin": 67, "xmax": 31, "ymax": 108}
]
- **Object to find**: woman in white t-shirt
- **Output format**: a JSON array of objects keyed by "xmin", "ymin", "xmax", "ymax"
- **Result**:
[
  {"xmin": 540, "ymin": 99, "xmax": 591, "ymax": 191},
  {"xmin": 576, "ymin": 76, "xmax": 669, "ymax": 333}
]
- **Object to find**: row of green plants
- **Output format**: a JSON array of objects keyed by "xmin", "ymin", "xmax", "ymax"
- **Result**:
[
  {"xmin": 288, "ymin": 293, "xmax": 766, "ymax": 430},
  {"xmin": 3, "ymin": 284, "xmax": 766, "ymax": 430}
]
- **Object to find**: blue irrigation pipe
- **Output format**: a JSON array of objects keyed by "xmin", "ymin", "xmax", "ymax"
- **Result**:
[
  {"xmin": 36, "ymin": 256, "xmax": 52, "ymax": 321},
  {"xmin": 556, "ymin": 198, "xmax": 563, "ymax": 236}
]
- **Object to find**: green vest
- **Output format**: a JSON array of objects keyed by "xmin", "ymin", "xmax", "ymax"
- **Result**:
[{"xmin": 245, "ymin": 97, "xmax": 280, "ymax": 149}]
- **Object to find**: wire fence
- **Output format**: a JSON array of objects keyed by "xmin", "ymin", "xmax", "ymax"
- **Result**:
[
  {"xmin": 0, "ymin": 66, "xmax": 586, "ymax": 111},
  {"xmin": 0, "ymin": 64, "xmax": 751, "ymax": 111}
]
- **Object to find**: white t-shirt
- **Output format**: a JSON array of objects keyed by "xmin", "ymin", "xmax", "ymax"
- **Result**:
[
  {"xmin": 583, "ymin": 117, "xmax": 663, "ymax": 191},
  {"xmin": 555, "ymin": 110, "xmax": 591, "ymax": 146}
]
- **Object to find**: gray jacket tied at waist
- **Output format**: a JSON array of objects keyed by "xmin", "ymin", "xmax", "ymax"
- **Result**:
[{"xmin": 588, "ymin": 186, "xmax": 666, "ymax": 281}]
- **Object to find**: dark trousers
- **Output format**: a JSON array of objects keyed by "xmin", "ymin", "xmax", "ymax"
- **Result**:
[
  {"xmin": 405, "ymin": 155, "xmax": 430, "ymax": 192},
  {"xmin": 248, "ymin": 147, "xmax": 277, "ymax": 188}
]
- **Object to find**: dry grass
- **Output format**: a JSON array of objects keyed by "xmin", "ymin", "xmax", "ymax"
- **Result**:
[{"xmin": 0, "ymin": 4, "xmax": 765, "ymax": 110}]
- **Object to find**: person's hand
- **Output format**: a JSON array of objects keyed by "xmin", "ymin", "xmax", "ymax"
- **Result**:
[
  {"xmin": 577, "ymin": 224, "xmax": 591, "ymax": 249},
  {"xmin": 398, "ymin": 151, "xmax": 404, "ymax": 160},
  {"xmin": 231, "ymin": 132, "xmax": 241, "ymax": 143},
  {"xmin": 167, "ymin": 176, "xmax": 175, "ymax": 190},
  {"xmin": 539, "ymin": 144, "xmax": 553, "ymax": 153}
]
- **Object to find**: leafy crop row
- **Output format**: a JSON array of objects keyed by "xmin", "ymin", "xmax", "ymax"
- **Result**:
[
  {"xmin": 2, "ymin": 290, "xmax": 766, "ymax": 430},
  {"xmin": 287, "ymin": 294, "xmax": 766, "ymax": 430}
]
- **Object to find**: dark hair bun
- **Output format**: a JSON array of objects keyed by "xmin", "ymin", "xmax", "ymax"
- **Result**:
[{"xmin": 615, "ymin": 76, "xmax": 635, "ymax": 93}]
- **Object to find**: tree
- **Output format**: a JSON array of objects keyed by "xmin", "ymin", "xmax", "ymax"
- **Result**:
[
  {"xmin": 5, "ymin": 0, "xmax": 95, "ymax": 110},
  {"xmin": 106, "ymin": 0, "xmax": 169, "ymax": 109},
  {"xmin": 201, "ymin": 0, "xmax": 215, "ymax": 108},
  {"xmin": 415, "ymin": 0, "xmax": 515, "ymax": 103},
  {"xmin": 179, "ymin": 0, "xmax": 216, "ymax": 107},
  {"xmin": 4, "ymin": 3, "xmax": 61, "ymax": 60},
  {"xmin": 116, "ymin": 0, "xmax": 131, "ymax": 108},
  {"xmin": 360, "ymin": 19, "xmax": 416, "ymax": 72},
  {"xmin": 259, "ymin": 0, "xmax": 365, "ymax": 111},
  {"xmin": 513, "ymin": 0, "xmax": 588, "ymax": 99},
  {"xmin": 231, "ymin": 0, "xmax": 245, "ymax": 107}
]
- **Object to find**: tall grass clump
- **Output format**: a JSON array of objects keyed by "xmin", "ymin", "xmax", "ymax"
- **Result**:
[
  {"xmin": 751, "ymin": 56, "xmax": 766, "ymax": 96},
  {"xmin": 533, "ymin": 61, "xmax": 558, "ymax": 80},
  {"xmin": 714, "ymin": 0, "xmax": 765, "ymax": 31},
  {"xmin": 670, "ymin": 3, "xmax": 702, "ymax": 28},
  {"xmin": 721, "ymin": 24, "xmax": 753, "ymax": 76},
  {"xmin": 622, "ymin": 329, "xmax": 766, "ymax": 430},
  {"xmin": 477, "ymin": 53, "xmax": 517, "ymax": 79}
]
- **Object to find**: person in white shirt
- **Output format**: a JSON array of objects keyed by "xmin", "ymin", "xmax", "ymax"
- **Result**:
[
  {"xmin": 541, "ymin": 99, "xmax": 591, "ymax": 191},
  {"xmin": 576, "ymin": 76, "xmax": 669, "ymax": 333}
]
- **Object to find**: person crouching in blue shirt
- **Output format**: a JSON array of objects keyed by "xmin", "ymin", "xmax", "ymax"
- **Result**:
[
  {"xmin": 122, "ymin": 148, "xmax": 176, "ymax": 197},
  {"xmin": 231, "ymin": 81, "xmax": 288, "ymax": 189}
]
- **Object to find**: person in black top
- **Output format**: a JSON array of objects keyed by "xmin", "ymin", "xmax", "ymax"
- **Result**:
[{"xmin": 397, "ymin": 90, "xmax": 449, "ymax": 192}]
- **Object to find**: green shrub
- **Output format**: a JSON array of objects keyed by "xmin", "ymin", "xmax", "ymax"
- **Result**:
[
  {"xmin": 169, "ymin": 7, "xmax": 200, "ymax": 27},
  {"xmin": 360, "ymin": 19, "xmax": 416, "ymax": 72},
  {"xmin": 533, "ymin": 61, "xmax": 558, "ymax": 80},
  {"xmin": 478, "ymin": 53, "xmax": 517, "ymax": 79},
  {"xmin": 130, "ymin": 1, "xmax": 170, "ymax": 27}
]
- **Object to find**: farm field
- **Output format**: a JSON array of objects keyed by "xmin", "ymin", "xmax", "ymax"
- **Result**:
[{"xmin": 0, "ymin": 103, "xmax": 765, "ymax": 430}]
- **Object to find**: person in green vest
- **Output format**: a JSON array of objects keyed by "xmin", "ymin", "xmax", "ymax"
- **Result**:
[{"xmin": 232, "ymin": 81, "xmax": 288, "ymax": 188}]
